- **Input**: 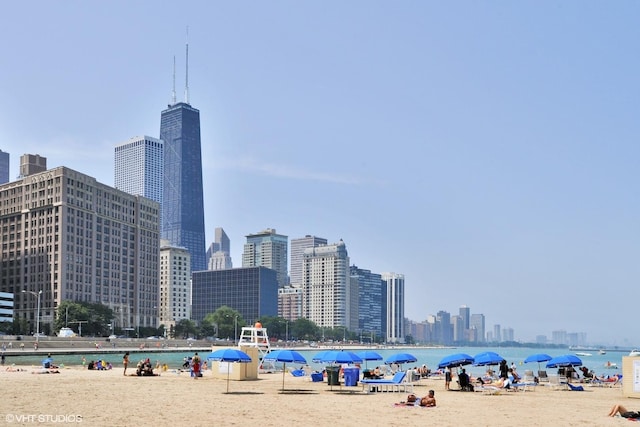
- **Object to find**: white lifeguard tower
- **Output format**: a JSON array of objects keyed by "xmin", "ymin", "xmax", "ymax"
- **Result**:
[{"xmin": 238, "ymin": 322, "xmax": 275, "ymax": 373}]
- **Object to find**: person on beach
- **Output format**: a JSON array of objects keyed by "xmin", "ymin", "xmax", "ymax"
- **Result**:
[
  {"xmin": 444, "ymin": 366, "xmax": 452, "ymax": 390},
  {"xmin": 123, "ymin": 351, "xmax": 130, "ymax": 376},
  {"xmin": 608, "ymin": 404, "xmax": 640, "ymax": 418},
  {"xmin": 191, "ymin": 352, "xmax": 201, "ymax": 379},
  {"xmin": 420, "ymin": 390, "xmax": 436, "ymax": 407},
  {"xmin": 499, "ymin": 360, "xmax": 508, "ymax": 379}
]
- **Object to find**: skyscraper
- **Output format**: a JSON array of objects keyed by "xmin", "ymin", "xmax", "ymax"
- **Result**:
[
  {"xmin": 206, "ymin": 227, "xmax": 232, "ymax": 270},
  {"xmin": 114, "ymin": 136, "xmax": 164, "ymax": 204},
  {"xmin": 242, "ymin": 228, "xmax": 288, "ymax": 287},
  {"xmin": 302, "ymin": 240, "xmax": 350, "ymax": 329},
  {"xmin": 0, "ymin": 150, "xmax": 9, "ymax": 184},
  {"xmin": 382, "ymin": 272, "xmax": 405, "ymax": 344},
  {"xmin": 160, "ymin": 45, "xmax": 206, "ymax": 272},
  {"xmin": 290, "ymin": 235, "xmax": 327, "ymax": 287},
  {"xmin": 350, "ymin": 265, "xmax": 383, "ymax": 338}
]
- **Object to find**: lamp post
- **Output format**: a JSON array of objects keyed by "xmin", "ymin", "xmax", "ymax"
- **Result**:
[
  {"xmin": 22, "ymin": 290, "xmax": 42, "ymax": 342},
  {"xmin": 234, "ymin": 315, "xmax": 238, "ymax": 344},
  {"xmin": 285, "ymin": 320, "xmax": 289, "ymax": 343}
]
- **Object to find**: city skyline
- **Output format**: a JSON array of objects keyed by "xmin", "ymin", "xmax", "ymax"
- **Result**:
[{"xmin": 1, "ymin": 2, "xmax": 638, "ymax": 345}]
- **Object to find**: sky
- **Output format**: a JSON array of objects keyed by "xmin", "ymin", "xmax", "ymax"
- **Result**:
[{"xmin": 1, "ymin": 1, "xmax": 638, "ymax": 346}]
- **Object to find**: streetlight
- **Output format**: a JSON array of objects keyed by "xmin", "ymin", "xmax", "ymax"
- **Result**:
[
  {"xmin": 234, "ymin": 315, "xmax": 238, "ymax": 344},
  {"xmin": 285, "ymin": 320, "xmax": 289, "ymax": 343},
  {"xmin": 22, "ymin": 290, "xmax": 42, "ymax": 342}
]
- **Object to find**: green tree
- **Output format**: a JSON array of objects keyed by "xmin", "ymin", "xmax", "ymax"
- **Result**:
[
  {"xmin": 174, "ymin": 319, "xmax": 197, "ymax": 339},
  {"xmin": 198, "ymin": 316, "xmax": 217, "ymax": 338},
  {"xmin": 290, "ymin": 318, "xmax": 319, "ymax": 341},
  {"xmin": 54, "ymin": 301, "xmax": 114, "ymax": 337},
  {"xmin": 203, "ymin": 306, "xmax": 245, "ymax": 340}
]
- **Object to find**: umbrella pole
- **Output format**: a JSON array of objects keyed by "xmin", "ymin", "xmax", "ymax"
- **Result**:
[
  {"xmin": 227, "ymin": 366, "xmax": 230, "ymax": 393},
  {"xmin": 282, "ymin": 362, "xmax": 286, "ymax": 392}
]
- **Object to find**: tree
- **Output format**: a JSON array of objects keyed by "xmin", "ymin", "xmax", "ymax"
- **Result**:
[
  {"xmin": 54, "ymin": 301, "xmax": 114, "ymax": 337},
  {"xmin": 290, "ymin": 318, "xmax": 319, "ymax": 341},
  {"xmin": 174, "ymin": 319, "xmax": 197, "ymax": 339},
  {"xmin": 203, "ymin": 306, "xmax": 245, "ymax": 340}
]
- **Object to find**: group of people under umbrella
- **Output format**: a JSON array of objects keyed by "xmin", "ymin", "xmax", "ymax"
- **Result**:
[
  {"xmin": 206, "ymin": 347, "xmax": 590, "ymax": 393},
  {"xmin": 436, "ymin": 351, "xmax": 588, "ymax": 391},
  {"xmin": 206, "ymin": 347, "xmax": 420, "ymax": 393}
]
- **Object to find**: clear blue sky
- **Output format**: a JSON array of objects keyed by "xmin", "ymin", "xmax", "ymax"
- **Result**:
[{"xmin": 1, "ymin": 1, "xmax": 638, "ymax": 345}]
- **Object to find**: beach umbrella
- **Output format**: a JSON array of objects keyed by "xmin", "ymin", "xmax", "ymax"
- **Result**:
[
  {"xmin": 262, "ymin": 350, "xmax": 307, "ymax": 392},
  {"xmin": 385, "ymin": 352, "xmax": 418, "ymax": 370},
  {"xmin": 473, "ymin": 351, "xmax": 505, "ymax": 367},
  {"xmin": 438, "ymin": 353, "xmax": 474, "ymax": 369},
  {"xmin": 524, "ymin": 353, "xmax": 552, "ymax": 372},
  {"xmin": 546, "ymin": 354, "xmax": 582, "ymax": 369},
  {"xmin": 355, "ymin": 350, "xmax": 383, "ymax": 369},
  {"xmin": 312, "ymin": 350, "xmax": 363, "ymax": 365},
  {"xmin": 207, "ymin": 348, "xmax": 252, "ymax": 393}
]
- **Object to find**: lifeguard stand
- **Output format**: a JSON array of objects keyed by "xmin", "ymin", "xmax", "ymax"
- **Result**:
[{"xmin": 238, "ymin": 322, "xmax": 274, "ymax": 373}]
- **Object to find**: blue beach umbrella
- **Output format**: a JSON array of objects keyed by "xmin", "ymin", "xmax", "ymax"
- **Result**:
[
  {"xmin": 546, "ymin": 354, "xmax": 582, "ymax": 369},
  {"xmin": 524, "ymin": 353, "xmax": 553, "ymax": 372},
  {"xmin": 438, "ymin": 353, "xmax": 474, "ymax": 369},
  {"xmin": 207, "ymin": 348, "xmax": 252, "ymax": 393},
  {"xmin": 473, "ymin": 351, "xmax": 505, "ymax": 367},
  {"xmin": 356, "ymin": 350, "xmax": 383, "ymax": 369},
  {"xmin": 385, "ymin": 353, "xmax": 418, "ymax": 366},
  {"xmin": 263, "ymin": 350, "xmax": 308, "ymax": 392},
  {"xmin": 312, "ymin": 350, "xmax": 363, "ymax": 365}
]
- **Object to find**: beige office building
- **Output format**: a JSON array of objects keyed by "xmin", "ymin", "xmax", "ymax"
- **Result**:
[
  {"xmin": 159, "ymin": 242, "xmax": 191, "ymax": 334},
  {"xmin": 0, "ymin": 163, "xmax": 160, "ymax": 335}
]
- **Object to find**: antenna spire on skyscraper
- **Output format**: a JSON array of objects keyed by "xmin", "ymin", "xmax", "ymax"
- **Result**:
[
  {"xmin": 171, "ymin": 55, "xmax": 177, "ymax": 105},
  {"xmin": 184, "ymin": 26, "xmax": 190, "ymax": 105}
]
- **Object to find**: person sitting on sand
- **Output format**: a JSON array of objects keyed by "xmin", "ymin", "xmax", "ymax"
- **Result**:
[
  {"xmin": 420, "ymin": 390, "xmax": 436, "ymax": 407},
  {"xmin": 609, "ymin": 404, "xmax": 640, "ymax": 418},
  {"xmin": 458, "ymin": 368, "xmax": 473, "ymax": 391}
]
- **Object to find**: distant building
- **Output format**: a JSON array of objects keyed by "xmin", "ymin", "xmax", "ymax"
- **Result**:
[
  {"xmin": 191, "ymin": 267, "xmax": 278, "ymax": 324},
  {"xmin": 159, "ymin": 242, "xmax": 191, "ymax": 334},
  {"xmin": 469, "ymin": 313, "xmax": 485, "ymax": 343},
  {"xmin": 278, "ymin": 286, "xmax": 303, "ymax": 321},
  {"xmin": 114, "ymin": 135, "xmax": 164, "ymax": 205},
  {"xmin": 493, "ymin": 324, "xmax": 502, "ymax": 343},
  {"xmin": 0, "ymin": 292, "xmax": 13, "ymax": 322},
  {"xmin": 206, "ymin": 227, "xmax": 232, "ymax": 270},
  {"xmin": 350, "ymin": 265, "xmax": 383, "ymax": 339},
  {"xmin": 290, "ymin": 235, "xmax": 327, "ymax": 287},
  {"xmin": 382, "ymin": 272, "xmax": 405, "ymax": 344},
  {"xmin": 436, "ymin": 311, "xmax": 452, "ymax": 345},
  {"xmin": 19, "ymin": 154, "xmax": 46, "ymax": 178},
  {"xmin": 0, "ymin": 164, "xmax": 160, "ymax": 335},
  {"xmin": 302, "ymin": 240, "xmax": 350, "ymax": 329},
  {"xmin": 0, "ymin": 150, "xmax": 9, "ymax": 184},
  {"xmin": 160, "ymin": 101, "xmax": 206, "ymax": 272},
  {"xmin": 242, "ymin": 228, "xmax": 288, "ymax": 288},
  {"xmin": 502, "ymin": 327, "xmax": 514, "ymax": 342}
]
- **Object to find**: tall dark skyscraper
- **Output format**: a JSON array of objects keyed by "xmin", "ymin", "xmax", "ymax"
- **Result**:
[{"xmin": 159, "ymin": 44, "xmax": 206, "ymax": 272}]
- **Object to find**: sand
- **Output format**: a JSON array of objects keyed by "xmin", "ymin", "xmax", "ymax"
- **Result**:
[{"xmin": 0, "ymin": 365, "xmax": 632, "ymax": 427}]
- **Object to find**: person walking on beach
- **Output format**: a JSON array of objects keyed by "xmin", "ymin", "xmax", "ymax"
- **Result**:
[
  {"xmin": 123, "ymin": 351, "xmax": 130, "ymax": 376},
  {"xmin": 444, "ymin": 366, "xmax": 451, "ymax": 390},
  {"xmin": 191, "ymin": 352, "xmax": 201, "ymax": 379}
]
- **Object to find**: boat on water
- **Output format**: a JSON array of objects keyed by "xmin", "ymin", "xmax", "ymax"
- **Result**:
[
  {"xmin": 629, "ymin": 350, "xmax": 640, "ymax": 357},
  {"xmin": 599, "ymin": 349, "xmax": 606, "ymax": 355},
  {"xmin": 575, "ymin": 352, "xmax": 592, "ymax": 357}
]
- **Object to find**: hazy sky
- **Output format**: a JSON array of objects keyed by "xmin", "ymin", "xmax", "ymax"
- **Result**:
[{"xmin": 1, "ymin": 1, "xmax": 638, "ymax": 345}]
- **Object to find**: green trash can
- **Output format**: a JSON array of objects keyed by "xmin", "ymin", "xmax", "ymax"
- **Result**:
[{"xmin": 326, "ymin": 366, "xmax": 340, "ymax": 385}]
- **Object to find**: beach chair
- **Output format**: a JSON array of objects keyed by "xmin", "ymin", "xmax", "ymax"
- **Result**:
[
  {"xmin": 548, "ymin": 375, "xmax": 567, "ymax": 390},
  {"xmin": 475, "ymin": 385, "xmax": 502, "ymax": 395},
  {"xmin": 361, "ymin": 371, "xmax": 407, "ymax": 393},
  {"xmin": 512, "ymin": 370, "xmax": 537, "ymax": 392},
  {"xmin": 538, "ymin": 370, "xmax": 550, "ymax": 385}
]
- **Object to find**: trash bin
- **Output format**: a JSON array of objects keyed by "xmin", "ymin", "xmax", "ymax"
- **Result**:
[
  {"xmin": 326, "ymin": 366, "xmax": 340, "ymax": 385},
  {"xmin": 343, "ymin": 367, "xmax": 359, "ymax": 386}
]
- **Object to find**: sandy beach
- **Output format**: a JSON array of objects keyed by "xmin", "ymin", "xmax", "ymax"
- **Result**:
[{"xmin": 0, "ymin": 363, "xmax": 634, "ymax": 427}]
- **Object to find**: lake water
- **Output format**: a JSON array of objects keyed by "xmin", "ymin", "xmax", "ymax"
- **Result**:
[{"xmin": 3, "ymin": 345, "xmax": 625, "ymax": 377}]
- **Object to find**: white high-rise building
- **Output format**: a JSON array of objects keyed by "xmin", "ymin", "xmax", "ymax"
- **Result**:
[
  {"xmin": 242, "ymin": 228, "xmax": 288, "ymax": 287},
  {"xmin": 159, "ymin": 242, "xmax": 191, "ymax": 334},
  {"xmin": 382, "ymin": 272, "xmax": 405, "ymax": 344},
  {"xmin": 114, "ymin": 136, "xmax": 164, "ymax": 205},
  {"xmin": 290, "ymin": 235, "xmax": 327, "ymax": 287},
  {"xmin": 302, "ymin": 240, "xmax": 350, "ymax": 329}
]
